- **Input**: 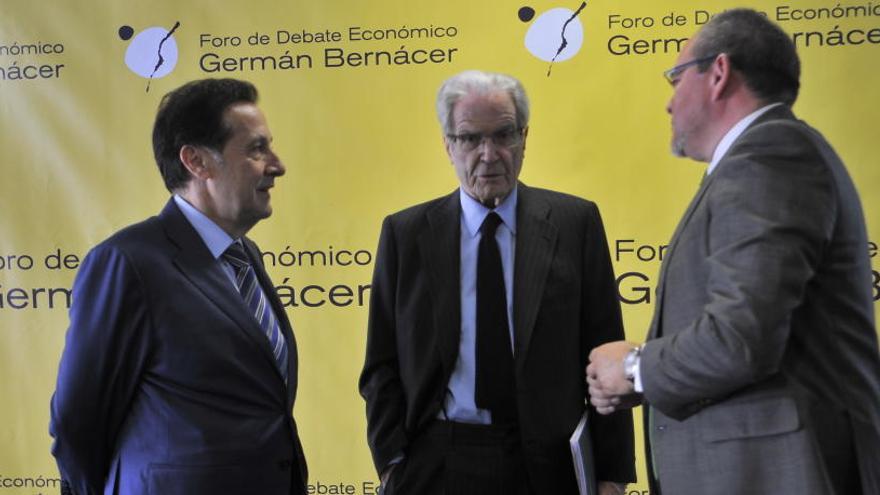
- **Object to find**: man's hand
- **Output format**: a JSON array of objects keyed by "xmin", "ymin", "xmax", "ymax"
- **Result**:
[{"xmin": 587, "ymin": 341, "xmax": 640, "ymax": 415}]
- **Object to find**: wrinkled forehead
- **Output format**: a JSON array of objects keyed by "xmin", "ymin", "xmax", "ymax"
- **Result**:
[{"xmin": 451, "ymin": 91, "xmax": 517, "ymax": 130}]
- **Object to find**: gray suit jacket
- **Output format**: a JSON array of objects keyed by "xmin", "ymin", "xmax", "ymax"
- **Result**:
[{"xmin": 640, "ymin": 106, "xmax": 880, "ymax": 494}]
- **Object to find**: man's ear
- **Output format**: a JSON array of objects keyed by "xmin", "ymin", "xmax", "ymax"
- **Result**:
[
  {"xmin": 709, "ymin": 54, "xmax": 733, "ymax": 101},
  {"xmin": 179, "ymin": 145, "xmax": 212, "ymax": 181}
]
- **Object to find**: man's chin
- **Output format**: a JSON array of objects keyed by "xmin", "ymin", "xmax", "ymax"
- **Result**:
[
  {"xmin": 248, "ymin": 206, "xmax": 273, "ymax": 222},
  {"xmin": 670, "ymin": 137, "xmax": 687, "ymax": 158},
  {"xmin": 475, "ymin": 188, "xmax": 512, "ymax": 208},
  {"xmin": 255, "ymin": 194, "xmax": 273, "ymax": 216}
]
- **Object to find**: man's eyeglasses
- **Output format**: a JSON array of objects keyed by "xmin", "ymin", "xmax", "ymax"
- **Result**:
[
  {"xmin": 446, "ymin": 127, "xmax": 524, "ymax": 152},
  {"xmin": 663, "ymin": 54, "xmax": 718, "ymax": 85}
]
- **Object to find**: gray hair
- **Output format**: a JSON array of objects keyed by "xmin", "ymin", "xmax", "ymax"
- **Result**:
[
  {"xmin": 435, "ymin": 70, "xmax": 530, "ymax": 134},
  {"xmin": 693, "ymin": 8, "xmax": 800, "ymax": 105}
]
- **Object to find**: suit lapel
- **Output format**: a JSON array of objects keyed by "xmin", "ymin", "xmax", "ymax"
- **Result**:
[
  {"xmin": 649, "ymin": 173, "xmax": 712, "ymax": 339},
  {"xmin": 159, "ymin": 200, "xmax": 287, "ymax": 390},
  {"xmin": 420, "ymin": 191, "xmax": 462, "ymax": 378},
  {"xmin": 512, "ymin": 185, "xmax": 557, "ymax": 370}
]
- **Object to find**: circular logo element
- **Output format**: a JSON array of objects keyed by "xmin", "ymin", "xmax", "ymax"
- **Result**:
[
  {"xmin": 118, "ymin": 25, "xmax": 134, "ymax": 41},
  {"xmin": 524, "ymin": 8, "xmax": 584, "ymax": 63},
  {"xmin": 518, "ymin": 7, "xmax": 536, "ymax": 22},
  {"xmin": 124, "ymin": 26, "xmax": 178, "ymax": 79}
]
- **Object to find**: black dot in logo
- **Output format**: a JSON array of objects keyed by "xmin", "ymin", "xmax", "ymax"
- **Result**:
[
  {"xmin": 118, "ymin": 25, "xmax": 134, "ymax": 41},
  {"xmin": 518, "ymin": 6, "xmax": 535, "ymax": 22}
]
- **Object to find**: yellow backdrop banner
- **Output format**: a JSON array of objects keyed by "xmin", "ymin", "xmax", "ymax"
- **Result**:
[{"xmin": 1, "ymin": 1, "xmax": 877, "ymax": 493}]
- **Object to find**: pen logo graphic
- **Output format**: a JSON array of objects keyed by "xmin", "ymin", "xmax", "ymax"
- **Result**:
[
  {"xmin": 118, "ymin": 22, "xmax": 181, "ymax": 92},
  {"xmin": 519, "ymin": 2, "xmax": 587, "ymax": 76}
]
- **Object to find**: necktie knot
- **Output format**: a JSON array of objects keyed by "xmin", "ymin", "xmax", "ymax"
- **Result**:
[
  {"xmin": 222, "ymin": 242, "xmax": 250, "ymax": 269},
  {"xmin": 481, "ymin": 212, "xmax": 503, "ymax": 237}
]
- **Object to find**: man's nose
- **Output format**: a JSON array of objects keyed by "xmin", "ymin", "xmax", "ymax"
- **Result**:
[
  {"xmin": 478, "ymin": 137, "xmax": 501, "ymax": 161},
  {"xmin": 268, "ymin": 151, "xmax": 286, "ymax": 176}
]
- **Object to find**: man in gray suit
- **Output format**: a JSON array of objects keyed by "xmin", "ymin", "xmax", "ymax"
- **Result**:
[{"xmin": 587, "ymin": 8, "xmax": 880, "ymax": 495}]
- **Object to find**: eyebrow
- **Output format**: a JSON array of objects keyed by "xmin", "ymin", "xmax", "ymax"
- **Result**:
[{"xmin": 455, "ymin": 123, "xmax": 518, "ymax": 133}]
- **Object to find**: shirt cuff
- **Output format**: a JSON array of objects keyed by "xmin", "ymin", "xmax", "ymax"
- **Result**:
[{"xmin": 633, "ymin": 347, "xmax": 644, "ymax": 393}]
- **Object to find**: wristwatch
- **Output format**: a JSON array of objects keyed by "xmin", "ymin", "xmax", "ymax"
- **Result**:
[{"xmin": 623, "ymin": 345, "xmax": 642, "ymax": 383}]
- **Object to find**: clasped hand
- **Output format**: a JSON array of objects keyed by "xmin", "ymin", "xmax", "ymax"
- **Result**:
[{"xmin": 586, "ymin": 341, "xmax": 642, "ymax": 415}]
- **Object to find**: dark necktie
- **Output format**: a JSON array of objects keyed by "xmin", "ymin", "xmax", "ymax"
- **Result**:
[
  {"xmin": 223, "ymin": 242, "xmax": 289, "ymax": 383},
  {"xmin": 474, "ymin": 212, "xmax": 517, "ymax": 424}
]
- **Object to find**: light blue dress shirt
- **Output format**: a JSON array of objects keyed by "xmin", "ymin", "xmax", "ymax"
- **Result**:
[
  {"xmin": 441, "ymin": 187, "xmax": 517, "ymax": 424},
  {"xmin": 173, "ymin": 195, "xmax": 241, "ymax": 287},
  {"xmin": 172, "ymin": 195, "xmax": 280, "ymax": 316}
]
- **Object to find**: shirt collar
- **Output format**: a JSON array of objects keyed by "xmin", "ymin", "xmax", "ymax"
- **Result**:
[
  {"xmin": 173, "ymin": 194, "xmax": 236, "ymax": 259},
  {"xmin": 707, "ymin": 102, "xmax": 783, "ymax": 175},
  {"xmin": 460, "ymin": 186, "xmax": 518, "ymax": 238}
]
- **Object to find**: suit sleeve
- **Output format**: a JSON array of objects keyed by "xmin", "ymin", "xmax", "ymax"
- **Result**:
[
  {"xmin": 641, "ymin": 122, "xmax": 835, "ymax": 420},
  {"xmin": 50, "ymin": 244, "xmax": 152, "ymax": 495},
  {"xmin": 582, "ymin": 204, "xmax": 637, "ymax": 483},
  {"xmin": 359, "ymin": 216, "xmax": 409, "ymax": 474}
]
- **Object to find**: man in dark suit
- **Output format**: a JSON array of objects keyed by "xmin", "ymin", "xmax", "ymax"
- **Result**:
[
  {"xmin": 588, "ymin": 9, "xmax": 880, "ymax": 495},
  {"xmin": 50, "ymin": 78, "xmax": 307, "ymax": 495},
  {"xmin": 360, "ymin": 70, "xmax": 635, "ymax": 495}
]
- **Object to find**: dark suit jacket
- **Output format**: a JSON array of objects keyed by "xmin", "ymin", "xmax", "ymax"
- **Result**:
[
  {"xmin": 360, "ymin": 183, "xmax": 636, "ymax": 493},
  {"xmin": 641, "ymin": 106, "xmax": 880, "ymax": 494},
  {"xmin": 50, "ymin": 199, "xmax": 307, "ymax": 495}
]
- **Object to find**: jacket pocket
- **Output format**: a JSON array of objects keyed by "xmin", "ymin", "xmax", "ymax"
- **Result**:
[{"xmin": 700, "ymin": 394, "xmax": 801, "ymax": 442}]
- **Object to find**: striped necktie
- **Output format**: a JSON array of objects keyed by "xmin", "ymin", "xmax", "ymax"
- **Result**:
[{"xmin": 223, "ymin": 241, "xmax": 289, "ymax": 383}]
